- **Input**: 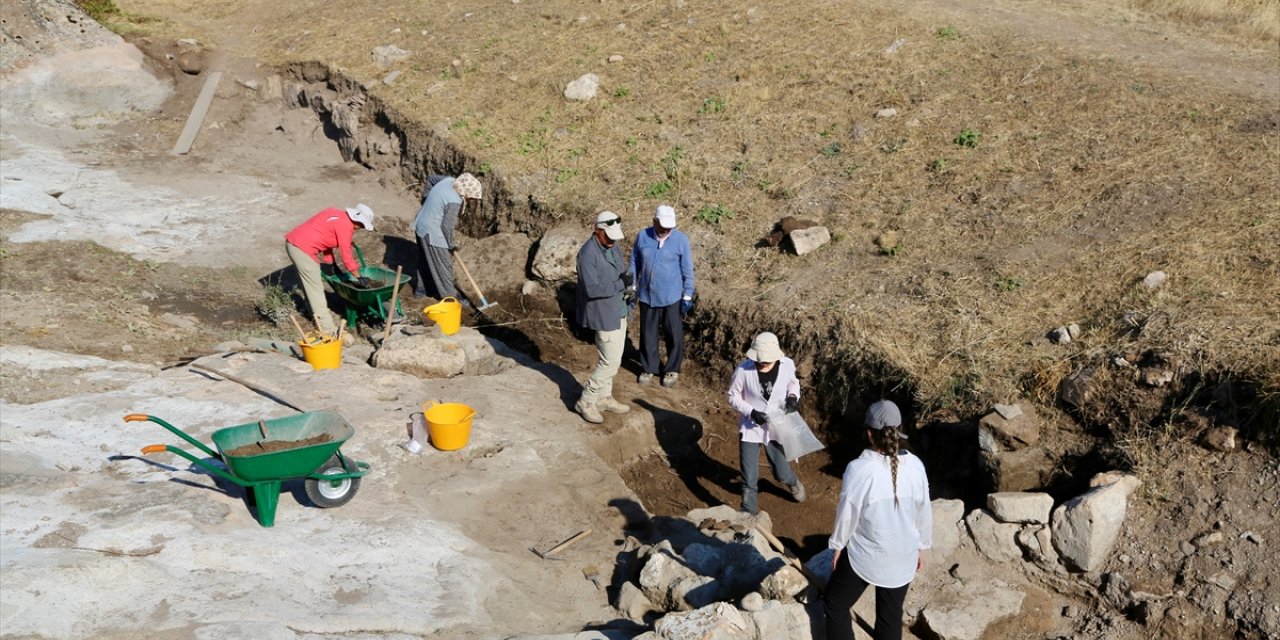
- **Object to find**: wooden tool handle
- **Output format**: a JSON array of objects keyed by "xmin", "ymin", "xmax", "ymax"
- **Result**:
[
  {"xmin": 544, "ymin": 528, "xmax": 592, "ymax": 556},
  {"xmin": 453, "ymin": 250, "xmax": 486, "ymax": 303},
  {"xmin": 381, "ymin": 265, "xmax": 405, "ymax": 344}
]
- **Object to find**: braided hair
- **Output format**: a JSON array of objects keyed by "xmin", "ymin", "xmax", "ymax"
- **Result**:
[{"xmin": 870, "ymin": 426, "xmax": 903, "ymax": 507}]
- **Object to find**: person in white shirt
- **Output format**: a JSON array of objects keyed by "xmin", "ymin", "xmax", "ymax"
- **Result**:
[
  {"xmin": 726, "ymin": 332, "xmax": 805, "ymax": 515},
  {"xmin": 824, "ymin": 400, "xmax": 932, "ymax": 640}
]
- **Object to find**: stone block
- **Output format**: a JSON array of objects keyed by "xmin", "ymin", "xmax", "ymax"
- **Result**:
[
  {"xmin": 1051, "ymin": 474, "xmax": 1141, "ymax": 572},
  {"xmin": 654, "ymin": 602, "xmax": 753, "ymax": 640},
  {"xmin": 615, "ymin": 580, "xmax": 655, "ymax": 621},
  {"xmin": 977, "ymin": 400, "xmax": 1040, "ymax": 452},
  {"xmin": 373, "ymin": 328, "xmax": 466, "ymax": 378},
  {"xmin": 640, "ymin": 547, "xmax": 700, "ymax": 611},
  {"xmin": 759, "ymin": 565, "xmax": 806, "ymax": 601},
  {"xmin": 965, "ymin": 509, "xmax": 1021, "ymax": 563},
  {"xmin": 532, "ymin": 226, "xmax": 585, "ymax": 282},
  {"xmin": 920, "ymin": 579, "xmax": 1026, "ymax": 640},
  {"xmin": 980, "ymin": 448, "xmax": 1054, "ymax": 492},
  {"xmin": 747, "ymin": 600, "xmax": 811, "ymax": 640},
  {"xmin": 788, "ymin": 226, "xmax": 830, "ymax": 256},
  {"xmin": 931, "ymin": 499, "xmax": 966, "ymax": 560},
  {"xmin": 987, "ymin": 492, "xmax": 1054, "ymax": 524}
]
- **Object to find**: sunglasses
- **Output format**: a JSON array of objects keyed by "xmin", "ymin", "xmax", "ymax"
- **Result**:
[{"xmin": 598, "ymin": 218, "xmax": 621, "ymax": 227}]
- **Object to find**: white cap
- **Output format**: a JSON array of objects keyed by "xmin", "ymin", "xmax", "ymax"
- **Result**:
[
  {"xmin": 346, "ymin": 203, "xmax": 374, "ymax": 231},
  {"xmin": 595, "ymin": 211, "xmax": 624, "ymax": 241},
  {"xmin": 655, "ymin": 205, "xmax": 677, "ymax": 229}
]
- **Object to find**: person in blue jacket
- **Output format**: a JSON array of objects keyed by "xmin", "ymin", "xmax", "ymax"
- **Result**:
[{"xmin": 629, "ymin": 205, "xmax": 695, "ymax": 388}]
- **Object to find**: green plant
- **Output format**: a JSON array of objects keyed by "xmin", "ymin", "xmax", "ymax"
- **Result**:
[
  {"xmin": 730, "ymin": 160, "xmax": 750, "ymax": 183},
  {"xmin": 928, "ymin": 158, "xmax": 948, "ymax": 173},
  {"xmin": 993, "ymin": 275, "xmax": 1024, "ymax": 291},
  {"xmin": 663, "ymin": 146, "xmax": 684, "ymax": 180},
  {"xmin": 699, "ymin": 97, "xmax": 725, "ymax": 115},
  {"xmin": 555, "ymin": 168, "xmax": 578, "ymax": 183},
  {"xmin": 842, "ymin": 164, "xmax": 860, "ymax": 178},
  {"xmin": 881, "ymin": 139, "xmax": 907, "ymax": 153},
  {"xmin": 625, "ymin": 137, "xmax": 638, "ymax": 148},
  {"xmin": 819, "ymin": 124, "xmax": 838, "ymax": 138},
  {"xmin": 954, "ymin": 128, "xmax": 981, "ymax": 148},
  {"xmin": 477, "ymin": 161, "xmax": 493, "ymax": 176},
  {"xmin": 614, "ymin": 86, "xmax": 631, "ymax": 98},
  {"xmin": 704, "ymin": 51, "xmax": 716, "ymax": 62},
  {"xmin": 645, "ymin": 181, "xmax": 672, "ymax": 197},
  {"xmin": 820, "ymin": 142, "xmax": 842, "ymax": 157},
  {"xmin": 881, "ymin": 242, "xmax": 903, "ymax": 257},
  {"xmin": 256, "ymin": 284, "xmax": 295, "ymax": 327},
  {"xmin": 936, "ymin": 25, "xmax": 959, "ymax": 39},
  {"xmin": 449, "ymin": 118, "xmax": 469, "ymax": 131},
  {"xmin": 694, "ymin": 204, "xmax": 735, "ymax": 226},
  {"xmin": 517, "ymin": 128, "xmax": 548, "ymax": 155}
]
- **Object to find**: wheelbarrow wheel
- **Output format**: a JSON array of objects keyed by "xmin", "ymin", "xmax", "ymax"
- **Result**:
[{"xmin": 304, "ymin": 456, "xmax": 361, "ymax": 508}]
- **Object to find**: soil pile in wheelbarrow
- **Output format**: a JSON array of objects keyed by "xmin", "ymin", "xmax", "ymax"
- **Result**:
[{"xmin": 226, "ymin": 433, "xmax": 333, "ymax": 457}]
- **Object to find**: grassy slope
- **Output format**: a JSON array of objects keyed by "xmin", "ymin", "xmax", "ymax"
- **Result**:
[{"xmin": 113, "ymin": 0, "xmax": 1280, "ymax": 423}]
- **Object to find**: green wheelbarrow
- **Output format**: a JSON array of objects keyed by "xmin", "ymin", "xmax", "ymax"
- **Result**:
[
  {"xmin": 126, "ymin": 410, "xmax": 371, "ymax": 528},
  {"xmin": 324, "ymin": 245, "xmax": 411, "ymax": 329}
]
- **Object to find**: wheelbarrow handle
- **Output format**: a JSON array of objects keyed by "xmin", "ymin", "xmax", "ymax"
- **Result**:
[
  {"xmin": 140, "ymin": 444, "xmax": 248, "ymax": 488},
  {"xmin": 141, "ymin": 444, "xmax": 168, "ymax": 454},
  {"xmin": 123, "ymin": 414, "xmax": 221, "ymax": 460}
]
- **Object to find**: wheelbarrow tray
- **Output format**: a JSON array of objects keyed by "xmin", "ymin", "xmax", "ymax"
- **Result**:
[
  {"xmin": 325, "ymin": 265, "xmax": 409, "ymax": 307},
  {"xmin": 212, "ymin": 410, "xmax": 354, "ymax": 482}
]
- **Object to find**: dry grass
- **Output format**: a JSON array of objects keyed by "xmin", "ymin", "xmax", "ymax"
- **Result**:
[
  {"xmin": 117, "ymin": 0, "xmax": 1280, "ymax": 422},
  {"xmin": 1133, "ymin": 0, "xmax": 1280, "ymax": 42}
]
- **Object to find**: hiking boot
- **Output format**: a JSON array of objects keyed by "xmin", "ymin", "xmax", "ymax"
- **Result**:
[
  {"xmin": 789, "ymin": 480, "xmax": 806, "ymax": 503},
  {"xmin": 598, "ymin": 396, "xmax": 631, "ymax": 414},
  {"xmin": 661, "ymin": 372, "xmax": 680, "ymax": 388},
  {"xmin": 574, "ymin": 399, "xmax": 605, "ymax": 424},
  {"xmin": 637, "ymin": 372, "xmax": 655, "ymax": 385}
]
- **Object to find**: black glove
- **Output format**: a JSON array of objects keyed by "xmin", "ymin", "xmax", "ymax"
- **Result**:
[
  {"xmin": 621, "ymin": 272, "xmax": 634, "ymax": 288},
  {"xmin": 355, "ymin": 276, "xmax": 374, "ymax": 289},
  {"xmin": 750, "ymin": 409, "xmax": 767, "ymax": 426},
  {"xmin": 785, "ymin": 395, "xmax": 799, "ymax": 414},
  {"xmin": 623, "ymin": 288, "xmax": 637, "ymax": 305},
  {"xmin": 448, "ymin": 245, "xmax": 457, "ymax": 253}
]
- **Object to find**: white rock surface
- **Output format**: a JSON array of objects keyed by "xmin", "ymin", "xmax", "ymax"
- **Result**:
[
  {"xmin": 920, "ymin": 579, "xmax": 1026, "ymax": 640},
  {"xmin": 746, "ymin": 600, "xmax": 811, "ymax": 639},
  {"xmin": 931, "ymin": 499, "xmax": 966, "ymax": 560},
  {"xmin": 1051, "ymin": 474, "xmax": 1141, "ymax": 572},
  {"xmin": 564, "ymin": 73, "xmax": 600, "ymax": 101},
  {"xmin": 371, "ymin": 44, "xmax": 411, "ymax": 68},
  {"xmin": 533, "ymin": 226, "xmax": 586, "ymax": 282},
  {"xmin": 789, "ymin": 226, "xmax": 831, "ymax": 256},
  {"xmin": 1, "ymin": 42, "xmax": 171, "ymax": 128},
  {"xmin": 640, "ymin": 547, "xmax": 701, "ymax": 611},
  {"xmin": 965, "ymin": 509, "xmax": 1022, "ymax": 563},
  {"xmin": 1142, "ymin": 270, "xmax": 1168, "ymax": 289},
  {"xmin": 987, "ymin": 492, "xmax": 1054, "ymax": 524},
  {"xmin": 654, "ymin": 602, "xmax": 752, "ymax": 640}
]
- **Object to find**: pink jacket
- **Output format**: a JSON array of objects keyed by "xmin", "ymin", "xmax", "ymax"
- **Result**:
[{"xmin": 285, "ymin": 208, "xmax": 361, "ymax": 274}]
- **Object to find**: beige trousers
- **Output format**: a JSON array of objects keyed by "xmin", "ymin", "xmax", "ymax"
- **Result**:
[
  {"xmin": 579, "ymin": 318, "xmax": 627, "ymax": 406},
  {"xmin": 286, "ymin": 241, "xmax": 338, "ymax": 335}
]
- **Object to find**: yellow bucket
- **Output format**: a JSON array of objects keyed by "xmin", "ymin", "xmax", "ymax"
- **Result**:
[
  {"xmin": 423, "ymin": 400, "xmax": 475, "ymax": 451},
  {"xmin": 423, "ymin": 297, "xmax": 462, "ymax": 335},
  {"xmin": 299, "ymin": 334, "xmax": 342, "ymax": 370}
]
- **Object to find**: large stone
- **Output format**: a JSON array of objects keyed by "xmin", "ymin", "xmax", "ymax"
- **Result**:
[
  {"xmin": 980, "ymin": 448, "xmax": 1054, "ymax": 492},
  {"xmin": 1015, "ymin": 524, "xmax": 1060, "ymax": 569},
  {"xmin": 532, "ymin": 226, "xmax": 585, "ymax": 282},
  {"xmin": 931, "ymin": 499, "xmax": 966, "ymax": 560},
  {"xmin": 463, "ymin": 232, "xmax": 533, "ymax": 294},
  {"xmin": 654, "ymin": 602, "xmax": 752, "ymax": 640},
  {"xmin": 746, "ymin": 600, "xmax": 811, "ymax": 640},
  {"xmin": 371, "ymin": 44, "xmax": 411, "ymax": 69},
  {"xmin": 373, "ymin": 327, "xmax": 466, "ymax": 378},
  {"xmin": 977, "ymin": 400, "xmax": 1040, "ymax": 452},
  {"xmin": 759, "ymin": 565, "xmax": 807, "ymax": 601},
  {"xmin": 802, "ymin": 548, "xmax": 835, "ymax": 590},
  {"xmin": 788, "ymin": 226, "xmax": 830, "ymax": 256},
  {"xmin": 987, "ymin": 492, "xmax": 1054, "ymax": 524},
  {"xmin": 674, "ymin": 575, "xmax": 722, "ymax": 610},
  {"xmin": 615, "ymin": 580, "xmax": 656, "ymax": 621},
  {"xmin": 1051, "ymin": 474, "xmax": 1141, "ymax": 572},
  {"xmin": 920, "ymin": 579, "xmax": 1026, "ymax": 640},
  {"xmin": 683, "ymin": 543, "xmax": 727, "ymax": 577},
  {"xmin": 564, "ymin": 73, "xmax": 600, "ymax": 101},
  {"xmin": 640, "ymin": 547, "xmax": 701, "ymax": 611},
  {"xmin": 965, "ymin": 509, "xmax": 1021, "ymax": 563}
]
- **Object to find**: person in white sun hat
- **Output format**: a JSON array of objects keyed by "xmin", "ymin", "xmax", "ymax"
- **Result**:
[
  {"xmin": 414, "ymin": 172, "xmax": 483, "ymax": 305},
  {"xmin": 824, "ymin": 399, "xmax": 932, "ymax": 640},
  {"xmin": 284, "ymin": 203, "xmax": 376, "ymax": 343},
  {"xmin": 629, "ymin": 204, "xmax": 695, "ymax": 388},
  {"xmin": 727, "ymin": 331, "xmax": 805, "ymax": 514},
  {"xmin": 573, "ymin": 211, "xmax": 635, "ymax": 424}
]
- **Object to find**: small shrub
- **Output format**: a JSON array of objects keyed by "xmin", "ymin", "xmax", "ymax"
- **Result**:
[
  {"xmin": 820, "ymin": 142, "xmax": 842, "ymax": 157},
  {"xmin": 663, "ymin": 146, "xmax": 684, "ymax": 180},
  {"xmin": 842, "ymin": 164, "xmax": 860, "ymax": 178},
  {"xmin": 936, "ymin": 25, "xmax": 960, "ymax": 39},
  {"xmin": 954, "ymin": 128, "xmax": 981, "ymax": 148},
  {"xmin": 881, "ymin": 242, "xmax": 903, "ymax": 257},
  {"xmin": 256, "ymin": 284, "xmax": 295, "ymax": 326},
  {"xmin": 699, "ymin": 97, "xmax": 725, "ymax": 115},
  {"xmin": 517, "ymin": 128, "xmax": 548, "ymax": 155},
  {"xmin": 645, "ymin": 181, "xmax": 672, "ymax": 197},
  {"xmin": 730, "ymin": 160, "xmax": 750, "ymax": 183},
  {"xmin": 928, "ymin": 158, "xmax": 948, "ymax": 173},
  {"xmin": 555, "ymin": 168, "xmax": 578, "ymax": 184},
  {"xmin": 993, "ymin": 275, "xmax": 1024, "ymax": 291},
  {"xmin": 694, "ymin": 204, "xmax": 735, "ymax": 226},
  {"xmin": 624, "ymin": 137, "xmax": 638, "ymax": 148},
  {"xmin": 614, "ymin": 86, "xmax": 631, "ymax": 98}
]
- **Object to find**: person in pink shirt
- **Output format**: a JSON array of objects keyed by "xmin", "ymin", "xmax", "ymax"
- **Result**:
[{"xmin": 284, "ymin": 204, "xmax": 375, "ymax": 340}]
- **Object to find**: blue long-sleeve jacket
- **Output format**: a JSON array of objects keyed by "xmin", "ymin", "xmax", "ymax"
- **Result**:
[{"xmin": 628, "ymin": 227, "xmax": 695, "ymax": 308}]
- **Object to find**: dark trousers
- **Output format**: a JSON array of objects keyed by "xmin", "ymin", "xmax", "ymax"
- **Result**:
[
  {"xmin": 823, "ymin": 552, "xmax": 910, "ymax": 640},
  {"xmin": 638, "ymin": 301, "xmax": 683, "ymax": 375},
  {"xmin": 739, "ymin": 439, "xmax": 797, "ymax": 515}
]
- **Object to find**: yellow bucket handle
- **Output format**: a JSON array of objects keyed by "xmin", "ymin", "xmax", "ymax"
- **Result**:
[{"xmin": 421, "ymin": 400, "xmax": 477, "ymax": 424}]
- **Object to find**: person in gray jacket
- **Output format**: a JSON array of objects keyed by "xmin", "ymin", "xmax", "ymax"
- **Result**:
[
  {"xmin": 413, "ymin": 173, "xmax": 483, "ymax": 302},
  {"xmin": 574, "ymin": 211, "xmax": 636, "ymax": 423}
]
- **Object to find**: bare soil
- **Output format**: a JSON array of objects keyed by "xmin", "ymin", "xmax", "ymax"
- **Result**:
[{"xmin": 224, "ymin": 432, "xmax": 333, "ymax": 457}]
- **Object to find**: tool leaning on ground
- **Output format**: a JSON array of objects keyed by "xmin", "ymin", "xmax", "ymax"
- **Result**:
[
  {"xmin": 453, "ymin": 249, "xmax": 498, "ymax": 314},
  {"xmin": 531, "ymin": 528, "xmax": 592, "ymax": 560}
]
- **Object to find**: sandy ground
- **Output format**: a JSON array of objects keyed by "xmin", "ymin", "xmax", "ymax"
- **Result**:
[{"xmin": 0, "ymin": 24, "xmax": 636, "ymax": 640}]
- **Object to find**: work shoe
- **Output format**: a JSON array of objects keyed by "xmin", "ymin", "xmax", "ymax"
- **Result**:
[
  {"xmin": 574, "ymin": 399, "xmax": 605, "ymax": 424},
  {"xmin": 662, "ymin": 372, "xmax": 679, "ymax": 388},
  {"xmin": 789, "ymin": 481, "xmax": 806, "ymax": 503},
  {"xmin": 598, "ymin": 396, "xmax": 631, "ymax": 414},
  {"xmin": 637, "ymin": 372, "xmax": 655, "ymax": 385}
]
